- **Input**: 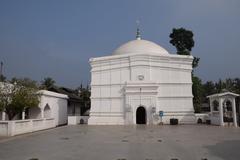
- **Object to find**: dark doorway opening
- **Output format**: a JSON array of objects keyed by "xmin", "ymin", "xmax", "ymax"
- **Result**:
[{"xmin": 136, "ymin": 106, "xmax": 146, "ymax": 124}]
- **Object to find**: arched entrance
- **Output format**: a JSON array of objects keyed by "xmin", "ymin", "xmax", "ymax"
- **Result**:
[
  {"xmin": 136, "ymin": 106, "xmax": 146, "ymax": 124},
  {"xmin": 44, "ymin": 104, "xmax": 51, "ymax": 118},
  {"xmin": 223, "ymin": 100, "xmax": 233, "ymax": 123}
]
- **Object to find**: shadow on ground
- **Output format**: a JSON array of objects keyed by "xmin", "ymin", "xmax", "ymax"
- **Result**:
[{"xmin": 205, "ymin": 140, "xmax": 240, "ymax": 160}]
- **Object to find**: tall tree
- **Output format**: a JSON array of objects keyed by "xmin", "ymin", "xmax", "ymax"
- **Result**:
[
  {"xmin": 202, "ymin": 81, "xmax": 216, "ymax": 103},
  {"xmin": 169, "ymin": 28, "xmax": 200, "ymax": 68},
  {"xmin": 10, "ymin": 77, "xmax": 38, "ymax": 89},
  {"xmin": 192, "ymin": 76, "xmax": 204, "ymax": 113},
  {"xmin": 0, "ymin": 75, "xmax": 6, "ymax": 82},
  {"xmin": 41, "ymin": 77, "xmax": 55, "ymax": 89},
  {"xmin": 75, "ymin": 84, "xmax": 91, "ymax": 115},
  {"xmin": 215, "ymin": 79, "xmax": 225, "ymax": 93},
  {"xmin": 0, "ymin": 61, "xmax": 5, "ymax": 82},
  {"xmin": 203, "ymin": 81, "xmax": 216, "ymax": 96},
  {"xmin": 169, "ymin": 27, "xmax": 202, "ymax": 112},
  {"xmin": 170, "ymin": 28, "xmax": 194, "ymax": 55},
  {"xmin": 233, "ymin": 78, "xmax": 240, "ymax": 94},
  {"xmin": 225, "ymin": 78, "xmax": 234, "ymax": 91},
  {"xmin": 0, "ymin": 83, "xmax": 11, "ymax": 112}
]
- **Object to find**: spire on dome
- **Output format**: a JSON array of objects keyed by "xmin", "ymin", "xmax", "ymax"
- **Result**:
[{"xmin": 136, "ymin": 20, "xmax": 141, "ymax": 40}]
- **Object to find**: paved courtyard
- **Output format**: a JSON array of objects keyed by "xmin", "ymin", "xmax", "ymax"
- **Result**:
[{"xmin": 0, "ymin": 125, "xmax": 240, "ymax": 160}]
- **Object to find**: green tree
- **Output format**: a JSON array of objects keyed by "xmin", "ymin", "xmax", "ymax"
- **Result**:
[
  {"xmin": 192, "ymin": 57, "xmax": 200, "ymax": 68},
  {"xmin": 80, "ymin": 88, "xmax": 90, "ymax": 107},
  {"xmin": 0, "ymin": 75, "xmax": 6, "ymax": 82},
  {"xmin": 202, "ymin": 81, "xmax": 216, "ymax": 104},
  {"xmin": 225, "ymin": 78, "xmax": 234, "ymax": 91},
  {"xmin": 0, "ymin": 79, "xmax": 40, "ymax": 120},
  {"xmin": 10, "ymin": 77, "xmax": 38, "ymax": 89},
  {"xmin": 215, "ymin": 79, "xmax": 225, "ymax": 93},
  {"xmin": 192, "ymin": 76, "xmax": 204, "ymax": 113},
  {"xmin": 76, "ymin": 85, "xmax": 91, "ymax": 115},
  {"xmin": 233, "ymin": 78, "xmax": 240, "ymax": 110},
  {"xmin": 0, "ymin": 83, "xmax": 10, "ymax": 112},
  {"xmin": 233, "ymin": 78, "xmax": 240, "ymax": 94},
  {"xmin": 41, "ymin": 77, "xmax": 55, "ymax": 89},
  {"xmin": 169, "ymin": 28, "xmax": 202, "ymax": 112},
  {"xmin": 170, "ymin": 28, "xmax": 194, "ymax": 55},
  {"xmin": 203, "ymin": 81, "xmax": 216, "ymax": 95},
  {"xmin": 169, "ymin": 27, "xmax": 200, "ymax": 68}
]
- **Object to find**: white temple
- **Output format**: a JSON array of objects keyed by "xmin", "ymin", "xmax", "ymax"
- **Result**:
[{"xmin": 88, "ymin": 29, "xmax": 195, "ymax": 125}]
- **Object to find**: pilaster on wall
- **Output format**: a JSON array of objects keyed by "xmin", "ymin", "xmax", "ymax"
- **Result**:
[
  {"xmin": 22, "ymin": 111, "xmax": 25, "ymax": 120},
  {"xmin": 41, "ymin": 109, "xmax": 44, "ymax": 118},
  {"xmin": 232, "ymin": 98, "xmax": 237, "ymax": 127},
  {"xmin": 8, "ymin": 121, "xmax": 15, "ymax": 136},
  {"xmin": 2, "ymin": 112, "xmax": 6, "ymax": 120},
  {"xmin": 219, "ymin": 98, "xmax": 224, "ymax": 126}
]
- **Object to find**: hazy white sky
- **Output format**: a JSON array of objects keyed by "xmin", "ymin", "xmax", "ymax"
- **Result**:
[{"xmin": 0, "ymin": 0, "xmax": 240, "ymax": 88}]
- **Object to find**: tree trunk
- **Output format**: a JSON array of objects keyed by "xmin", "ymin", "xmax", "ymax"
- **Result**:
[{"xmin": 5, "ymin": 110, "xmax": 17, "ymax": 120}]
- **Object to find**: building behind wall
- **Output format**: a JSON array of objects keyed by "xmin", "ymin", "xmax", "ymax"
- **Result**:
[
  {"xmin": 22, "ymin": 90, "xmax": 69, "ymax": 126},
  {"xmin": 48, "ymin": 86, "xmax": 90, "ymax": 117}
]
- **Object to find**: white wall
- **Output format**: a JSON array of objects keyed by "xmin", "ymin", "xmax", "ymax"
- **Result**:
[
  {"xmin": 68, "ymin": 116, "xmax": 89, "ymax": 125},
  {"xmin": 195, "ymin": 113, "xmax": 209, "ymax": 123},
  {"xmin": 0, "ymin": 118, "xmax": 55, "ymax": 136},
  {"xmin": 89, "ymin": 53, "xmax": 194, "ymax": 125},
  {"xmin": 29, "ymin": 107, "xmax": 41, "ymax": 119}
]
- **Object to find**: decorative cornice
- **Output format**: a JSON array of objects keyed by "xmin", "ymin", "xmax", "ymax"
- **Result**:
[
  {"xmin": 91, "ymin": 96, "xmax": 193, "ymax": 99},
  {"xmin": 91, "ymin": 82, "xmax": 192, "ymax": 87},
  {"xmin": 90, "ymin": 53, "xmax": 193, "ymax": 65}
]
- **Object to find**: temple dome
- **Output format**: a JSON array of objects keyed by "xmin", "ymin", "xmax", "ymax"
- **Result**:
[{"xmin": 112, "ymin": 39, "xmax": 169, "ymax": 56}]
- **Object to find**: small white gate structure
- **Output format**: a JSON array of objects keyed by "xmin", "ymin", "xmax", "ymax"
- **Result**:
[{"xmin": 207, "ymin": 91, "xmax": 239, "ymax": 127}]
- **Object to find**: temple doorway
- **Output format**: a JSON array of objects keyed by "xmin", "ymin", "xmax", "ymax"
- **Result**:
[{"xmin": 136, "ymin": 106, "xmax": 146, "ymax": 124}]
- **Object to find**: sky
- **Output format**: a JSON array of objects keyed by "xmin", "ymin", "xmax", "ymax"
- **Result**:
[{"xmin": 0, "ymin": 0, "xmax": 240, "ymax": 88}]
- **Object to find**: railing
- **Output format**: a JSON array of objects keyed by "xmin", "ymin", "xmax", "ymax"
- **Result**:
[{"xmin": 0, "ymin": 118, "xmax": 55, "ymax": 136}]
